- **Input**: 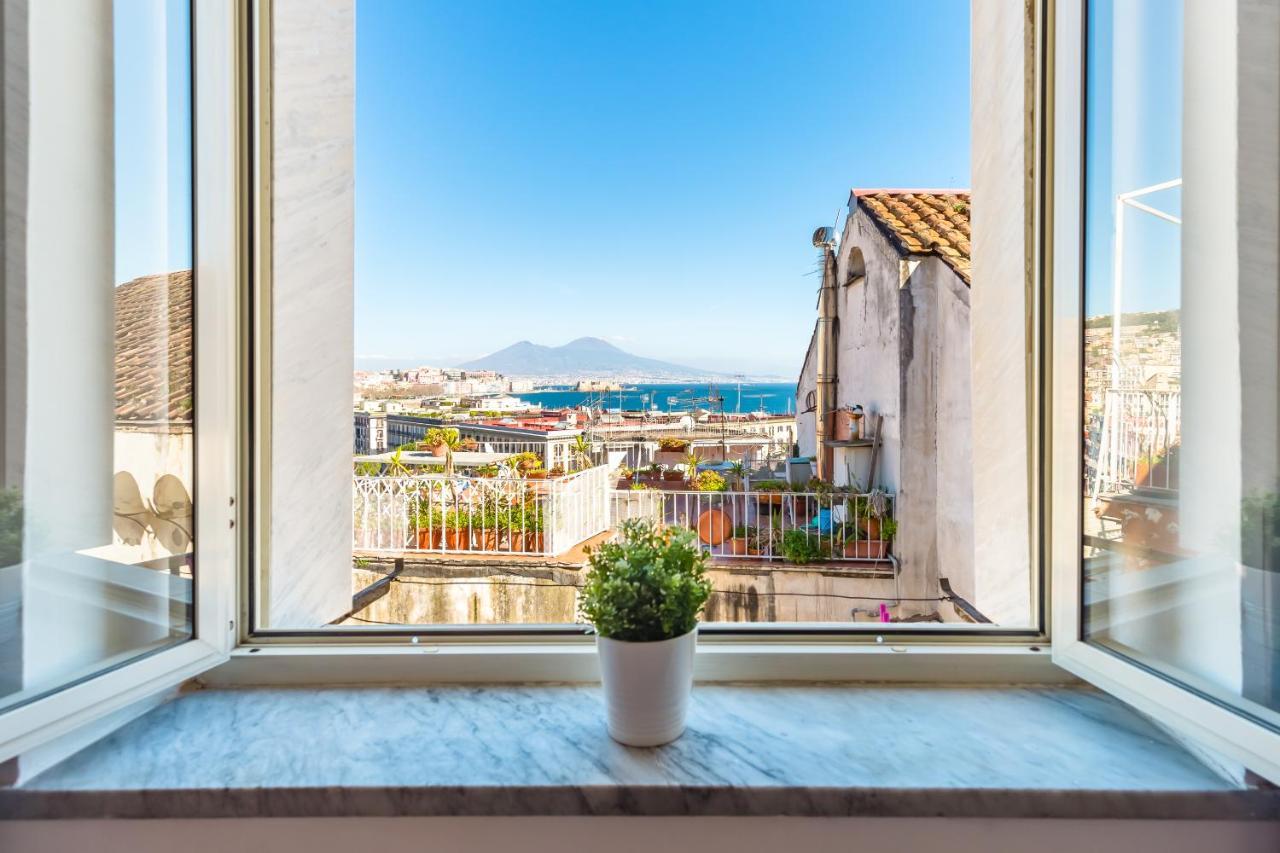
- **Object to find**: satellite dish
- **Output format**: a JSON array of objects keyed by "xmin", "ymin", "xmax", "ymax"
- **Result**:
[
  {"xmin": 812, "ymin": 225, "xmax": 839, "ymax": 250},
  {"xmin": 151, "ymin": 475, "xmax": 193, "ymax": 553},
  {"xmin": 112, "ymin": 472, "xmax": 147, "ymax": 546}
]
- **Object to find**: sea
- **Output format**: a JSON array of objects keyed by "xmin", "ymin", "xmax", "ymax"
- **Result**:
[{"xmin": 514, "ymin": 382, "xmax": 796, "ymax": 416}]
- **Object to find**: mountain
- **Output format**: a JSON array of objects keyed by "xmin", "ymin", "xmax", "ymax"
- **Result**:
[{"xmin": 458, "ymin": 337, "xmax": 716, "ymax": 378}]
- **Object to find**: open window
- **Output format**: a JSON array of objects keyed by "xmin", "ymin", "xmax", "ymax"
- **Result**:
[
  {"xmin": 0, "ymin": 0, "xmax": 240, "ymax": 765},
  {"xmin": 1050, "ymin": 0, "xmax": 1280, "ymax": 782},
  {"xmin": 250, "ymin": 0, "xmax": 1043, "ymax": 638}
]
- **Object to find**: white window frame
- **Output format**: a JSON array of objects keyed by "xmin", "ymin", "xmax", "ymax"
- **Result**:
[
  {"xmin": 1047, "ymin": 0, "xmax": 1280, "ymax": 784},
  {"xmin": 234, "ymin": 0, "xmax": 1055, "ymax": 664},
  {"xmin": 0, "ymin": 1, "xmax": 243, "ymax": 765}
]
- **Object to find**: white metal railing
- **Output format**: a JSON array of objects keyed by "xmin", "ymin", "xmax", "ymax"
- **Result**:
[
  {"xmin": 354, "ymin": 466, "xmax": 611, "ymax": 557},
  {"xmin": 1089, "ymin": 388, "xmax": 1180, "ymax": 498},
  {"xmin": 609, "ymin": 488, "xmax": 895, "ymax": 564}
]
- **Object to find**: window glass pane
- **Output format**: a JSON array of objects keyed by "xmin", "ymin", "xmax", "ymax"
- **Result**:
[
  {"xmin": 0, "ymin": 0, "xmax": 194, "ymax": 712},
  {"xmin": 1082, "ymin": 0, "xmax": 1279, "ymax": 727},
  {"xmin": 261, "ymin": 1, "xmax": 1038, "ymax": 633}
]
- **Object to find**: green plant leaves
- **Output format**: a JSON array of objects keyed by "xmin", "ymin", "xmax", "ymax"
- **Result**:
[{"xmin": 578, "ymin": 519, "xmax": 712, "ymax": 642}]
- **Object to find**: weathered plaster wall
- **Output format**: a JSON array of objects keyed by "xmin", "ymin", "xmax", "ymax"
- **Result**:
[{"xmin": 830, "ymin": 209, "xmax": 904, "ymax": 493}]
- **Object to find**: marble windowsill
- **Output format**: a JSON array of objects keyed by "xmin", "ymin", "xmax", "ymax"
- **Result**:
[{"xmin": 2, "ymin": 683, "xmax": 1278, "ymax": 821}]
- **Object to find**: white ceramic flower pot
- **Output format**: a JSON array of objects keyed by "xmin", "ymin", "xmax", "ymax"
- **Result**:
[{"xmin": 596, "ymin": 628, "xmax": 696, "ymax": 747}]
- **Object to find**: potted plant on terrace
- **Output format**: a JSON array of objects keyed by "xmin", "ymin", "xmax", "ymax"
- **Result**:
[
  {"xmin": 424, "ymin": 427, "xmax": 462, "ymax": 476},
  {"xmin": 692, "ymin": 470, "xmax": 727, "ymax": 492},
  {"xmin": 510, "ymin": 451, "xmax": 541, "ymax": 474},
  {"xmin": 753, "ymin": 479, "xmax": 788, "ymax": 507},
  {"xmin": 412, "ymin": 499, "xmax": 442, "ymax": 550},
  {"xmin": 661, "ymin": 465, "xmax": 684, "ymax": 482},
  {"xmin": 780, "ymin": 529, "xmax": 828, "ymax": 565},
  {"xmin": 727, "ymin": 524, "xmax": 752, "ymax": 556},
  {"xmin": 579, "ymin": 519, "xmax": 712, "ymax": 747},
  {"xmin": 442, "ymin": 507, "xmax": 472, "ymax": 551}
]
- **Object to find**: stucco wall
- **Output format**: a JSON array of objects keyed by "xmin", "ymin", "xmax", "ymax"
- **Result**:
[
  {"xmin": 830, "ymin": 212, "xmax": 904, "ymax": 494},
  {"xmin": 805, "ymin": 209, "xmax": 974, "ymax": 620}
]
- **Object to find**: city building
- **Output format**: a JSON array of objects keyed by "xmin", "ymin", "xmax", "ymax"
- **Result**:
[{"xmin": 796, "ymin": 190, "xmax": 977, "ymax": 619}]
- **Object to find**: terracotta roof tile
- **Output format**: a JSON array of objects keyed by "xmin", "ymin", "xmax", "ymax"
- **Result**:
[
  {"xmin": 114, "ymin": 270, "xmax": 193, "ymax": 424},
  {"xmin": 852, "ymin": 189, "xmax": 972, "ymax": 284}
]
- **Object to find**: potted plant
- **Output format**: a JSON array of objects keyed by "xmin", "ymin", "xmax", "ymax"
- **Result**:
[
  {"xmin": 442, "ymin": 507, "xmax": 472, "ymax": 551},
  {"xmin": 579, "ymin": 520, "xmax": 712, "ymax": 747},
  {"xmin": 727, "ymin": 524, "xmax": 752, "ymax": 556},
  {"xmin": 522, "ymin": 504, "xmax": 546, "ymax": 553},
  {"xmin": 692, "ymin": 470, "xmax": 727, "ymax": 492},
  {"xmin": 661, "ymin": 465, "xmax": 684, "ymax": 482},
  {"xmin": 459, "ymin": 437, "xmax": 480, "ymax": 452},
  {"xmin": 753, "ymin": 479, "xmax": 788, "ymax": 507},
  {"xmin": 473, "ymin": 498, "xmax": 501, "ymax": 551},
  {"xmin": 726, "ymin": 459, "xmax": 746, "ymax": 489},
  {"xmin": 780, "ymin": 529, "xmax": 827, "ymax": 565},
  {"xmin": 509, "ymin": 451, "xmax": 541, "ymax": 474},
  {"xmin": 424, "ymin": 427, "xmax": 462, "ymax": 476},
  {"xmin": 643, "ymin": 463, "xmax": 664, "ymax": 482},
  {"xmin": 840, "ymin": 516, "xmax": 895, "ymax": 559},
  {"xmin": 501, "ymin": 502, "xmax": 541, "ymax": 553},
  {"xmin": 412, "ymin": 498, "xmax": 442, "ymax": 550}
]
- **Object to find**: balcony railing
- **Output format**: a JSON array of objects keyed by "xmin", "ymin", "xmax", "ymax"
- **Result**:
[
  {"xmin": 1089, "ymin": 388, "xmax": 1180, "ymax": 498},
  {"xmin": 610, "ymin": 487, "xmax": 895, "ymax": 564},
  {"xmin": 354, "ymin": 465, "xmax": 611, "ymax": 557}
]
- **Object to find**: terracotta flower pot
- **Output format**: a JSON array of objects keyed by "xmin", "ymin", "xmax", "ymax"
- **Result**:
[
  {"xmin": 479, "ymin": 529, "xmax": 500, "ymax": 551},
  {"xmin": 696, "ymin": 508, "xmax": 732, "ymax": 546},
  {"xmin": 843, "ymin": 539, "xmax": 888, "ymax": 559},
  {"xmin": 727, "ymin": 537, "xmax": 749, "ymax": 556},
  {"xmin": 526, "ymin": 470, "xmax": 548, "ymax": 480},
  {"xmin": 445, "ymin": 527, "xmax": 472, "ymax": 550},
  {"xmin": 862, "ymin": 517, "xmax": 882, "ymax": 540},
  {"xmin": 425, "ymin": 442, "xmax": 447, "ymax": 457},
  {"xmin": 415, "ymin": 528, "xmax": 442, "ymax": 550},
  {"xmin": 524, "ymin": 532, "xmax": 545, "ymax": 553}
]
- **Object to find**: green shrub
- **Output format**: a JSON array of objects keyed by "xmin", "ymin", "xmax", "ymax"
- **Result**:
[
  {"xmin": 693, "ymin": 470, "xmax": 727, "ymax": 492},
  {"xmin": 754, "ymin": 479, "xmax": 788, "ymax": 492},
  {"xmin": 579, "ymin": 519, "xmax": 712, "ymax": 642},
  {"xmin": 780, "ymin": 529, "xmax": 827, "ymax": 564}
]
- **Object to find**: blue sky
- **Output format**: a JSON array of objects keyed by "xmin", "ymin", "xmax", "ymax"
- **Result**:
[
  {"xmin": 355, "ymin": 0, "xmax": 971, "ymax": 376},
  {"xmin": 114, "ymin": 0, "xmax": 192, "ymax": 286},
  {"xmin": 1084, "ymin": 0, "xmax": 1182, "ymax": 319}
]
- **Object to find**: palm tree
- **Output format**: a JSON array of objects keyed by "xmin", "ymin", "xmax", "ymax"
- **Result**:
[
  {"xmin": 683, "ymin": 450, "xmax": 701, "ymax": 483},
  {"xmin": 571, "ymin": 434, "xmax": 593, "ymax": 471},
  {"xmin": 727, "ymin": 460, "xmax": 746, "ymax": 490}
]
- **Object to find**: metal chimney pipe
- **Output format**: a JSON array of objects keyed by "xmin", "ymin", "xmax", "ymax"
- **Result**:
[{"xmin": 813, "ymin": 245, "xmax": 839, "ymax": 482}]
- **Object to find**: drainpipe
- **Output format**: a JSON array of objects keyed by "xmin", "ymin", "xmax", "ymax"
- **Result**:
[{"xmin": 812, "ymin": 227, "xmax": 840, "ymax": 482}]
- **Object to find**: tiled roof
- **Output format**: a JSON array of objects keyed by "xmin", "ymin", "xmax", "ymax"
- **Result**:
[
  {"xmin": 115, "ymin": 270, "xmax": 193, "ymax": 424},
  {"xmin": 852, "ymin": 189, "xmax": 972, "ymax": 284}
]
